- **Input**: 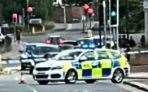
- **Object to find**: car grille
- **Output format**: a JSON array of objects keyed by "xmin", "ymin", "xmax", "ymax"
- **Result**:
[
  {"xmin": 36, "ymin": 75, "xmax": 48, "ymax": 78},
  {"xmin": 36, "ymin": 67, "xmax": 50, "ymax": 71},
  {"xmin": 51, "ymin": 74, "xmax": 61, "ymax": 78}
]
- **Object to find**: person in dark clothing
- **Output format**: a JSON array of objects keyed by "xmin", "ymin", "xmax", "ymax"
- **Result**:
[
  {"xmin": 5, "ymin": 35, "xmax": 12, "ymax": 51},
  {"xmin": 121, "ymin": 35, "xmax": 129, "ymax": 48},
  {"xmin": 16, "ymin": 29, "xmax": 21, "ymax": 44},
  {"xmin": 125, "ymin": 44, "xmax": 131, "ymax": 61},
  {"xmin": 129, "ymin": 36, "xmax": 136, "ymax": 48},
  {"xmin": 140, "ymin": 35, "xmax": 145, "ymax": 47},
  {"xmin": 119, "ymin": 35, "xmax": 122, "ymax": 48}
]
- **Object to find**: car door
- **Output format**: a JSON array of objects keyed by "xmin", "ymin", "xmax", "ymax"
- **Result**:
[
  {"xmin": 97, "ymin": 50, "xmax": 112, "ymax": 77},
  {"xmin": 78, "ymin": 51, "xmax": 97, "ymax": 79},
  {"xmin": 110, "ymin": 51, "xmax": 121, "ymax": 68}
]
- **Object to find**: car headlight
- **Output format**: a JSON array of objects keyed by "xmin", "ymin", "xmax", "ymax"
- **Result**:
[{"xmin": 51, "ymin": 66, "xmax": 63, "ymax": 70}]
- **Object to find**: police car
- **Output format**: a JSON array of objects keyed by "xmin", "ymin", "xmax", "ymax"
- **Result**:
[
  {"xmin": 33, "ymin": 48, "xmax": 130, "ymax": 85},
  {"xmin": 77, "ymin": 35, "xmax": 114, "ymax": 49}
]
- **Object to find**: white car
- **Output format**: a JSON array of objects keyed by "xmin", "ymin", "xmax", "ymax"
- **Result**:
[
  {"xmin": 33, "ymin": 49, "xmax": 87, "ymax": 84},
  {"xmin": 33, "ymin": 49, "xmax": 130, "ymax": 85},
  {"xmin": 0, "ymin": 33, "xmax": 5, "ymax": 42},
  {"xmin": 20, "ymin": 43, "xmax": 60, "ymax": 74}
]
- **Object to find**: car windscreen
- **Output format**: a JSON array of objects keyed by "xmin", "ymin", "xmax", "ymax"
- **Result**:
[
  {"xmin": 48, "ymin": 37, "xmax": 60, "ymax": 44},
  {"xmin": 26, "ymin": 45, "xmax": 36, "ymax": 52},
  {"xmin": 32, "ymin": 46, "xmax": 59, "ymax": 55},
  {"xmin": 53, "ymin": 50, "xmax": 82, "ymax": 60}
]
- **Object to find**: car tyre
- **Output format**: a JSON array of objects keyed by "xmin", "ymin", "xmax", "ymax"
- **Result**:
[
  {"xmin": 111, "ymin": 69, "xmax": 124, "ymax": 83},
  {"xmin": 37, "ymin": 81, "xmax": 49, "ymax": 85},
  {"xmin": 85, "ymin": 79, "xmax": 96, "ymax": 84},
  {"xmin": 65, "ymin": 70, "xmax": 77, "ymax": 84}
]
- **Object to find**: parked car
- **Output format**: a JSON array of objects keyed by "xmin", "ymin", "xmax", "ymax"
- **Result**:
[
  {"xmin": 63, "ymin": 40, "xmax": 78, "ymax": 46},
  {"xmin": 33, "ymin": 48, "xmax": 130, "ymax": 85},
  {"xmin": 20, "ymin": 43, "xmax": 60, "ymax": 74}
]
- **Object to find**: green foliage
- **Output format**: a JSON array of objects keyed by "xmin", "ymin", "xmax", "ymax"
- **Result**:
[
  {"xmin": 29, "ymin": 0, "xmax": 54, "ymax": 21},
  {"xmin": 119, "ymin": 0, "xmax": 144, "ymax": 33},
  {"xmin": 1, "ymin": 0, "xmax": 54, "ymax": 23},
  {"xmin": 44, "ymin": 22, "xmax": 55, "ymax": 30}
]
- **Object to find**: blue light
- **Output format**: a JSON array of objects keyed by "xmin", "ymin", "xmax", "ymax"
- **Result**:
[{"xmin": 89, "ymin": 44, "xmax": 95, "ymax": 48}]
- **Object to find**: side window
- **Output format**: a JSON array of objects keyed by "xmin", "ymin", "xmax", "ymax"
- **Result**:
[
  {"xmin": 111, "ymin": 51, "xmax": 121, "ymax": 59},
  {"xmin": 59, "ymin": 51, "xmax": 82, "ymax": 60},
  {"xmin": 97, "ymin": 51, "xmax": 110, "ymax": 59},
  {"xmin": 80, "ymin": 51, "xmax": 95, "ymax": 60}
]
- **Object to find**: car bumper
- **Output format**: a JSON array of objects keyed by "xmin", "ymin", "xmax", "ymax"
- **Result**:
[{"xmin": 33, "ymin": 69, "xmax": 65, "ymax": 81}]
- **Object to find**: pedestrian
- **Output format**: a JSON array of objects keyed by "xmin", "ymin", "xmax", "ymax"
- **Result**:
[
  {"xmin": 140, "ymin": 35, "xmax": 145, "ymax": 47},
  {"xmin": 19, "ymin": 72, "xmax": 26, "ymax": 84},
  {"xmin": 119, "ymin": 35, "xmax": 122, "ymax": 48},
  {"xmin": 4, "ymin": 35, "xmax": 12, "ymax": 51},
  {"xmin": 125, "ymin": 44, "xmax": 131, "ymax": 61},
  {"xmin": 129, "ymin": 36, "xmax": 136, "ymax": 48},
  {"xmin": 15, "ymin": 29, "xmax": 21, "ymax": 44}
]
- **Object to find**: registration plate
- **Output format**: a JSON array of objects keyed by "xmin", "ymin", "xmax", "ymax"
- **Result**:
[{"xmin": 38, "ymin": 72, "xmax": 45, "ymax": 74}]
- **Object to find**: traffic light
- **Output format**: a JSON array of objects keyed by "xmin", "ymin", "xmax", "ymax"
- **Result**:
[
  {"xmin": 111, "ymin": 0, "xmax": 117, "ymax": 25},
  {"xmin": 82, "ymin": 4, "xmax": 94, "ymax": 17},
  {"xmin": 12, "ymin": 13, "xmax": 17, "ymax": 23}
]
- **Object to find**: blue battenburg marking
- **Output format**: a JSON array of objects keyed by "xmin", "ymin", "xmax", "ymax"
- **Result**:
[
  {"xmin": 102, "ymin": 68, "xmax": 111, "ymax": 77},
  {"xmin": 82, "ymin": 69, "xmax": 91, "ymax": 77}
]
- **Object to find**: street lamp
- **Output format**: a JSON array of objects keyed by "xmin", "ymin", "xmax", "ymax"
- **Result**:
[
  {"xmin": 103, "ymin": 0, "xmax": 107, "ymax": 46},
  {"xmin": 12, "ymin": 13, "xmax": 17, "ymax": 41},
  {"xmin": 82, "ymin": 4, "xmax": 94, "ymax": 30}
]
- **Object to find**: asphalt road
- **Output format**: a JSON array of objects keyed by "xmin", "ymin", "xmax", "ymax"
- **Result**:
[
  {"xmin": 0, "ymin": 73, "xmax": 144, "ymax": 92},
  {"xmin": 21, "ymin": 29, "xmax": 98, "ymax": 42}
]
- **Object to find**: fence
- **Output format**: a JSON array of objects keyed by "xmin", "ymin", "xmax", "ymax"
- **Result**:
[{"xmin": 123, "ymin": 49, "xmax": 148, "ymax": 65}]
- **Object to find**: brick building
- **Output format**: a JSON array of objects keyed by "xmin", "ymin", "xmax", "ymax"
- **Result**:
[{"xmin": 53, "ymin": 6, "xmax": 83, "ymax": 23}]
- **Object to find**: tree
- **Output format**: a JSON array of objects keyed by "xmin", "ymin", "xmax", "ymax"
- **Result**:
[
  {"xmin": 119, "ymin": 0, "xmax": 144, "ymax": 33},
  {"xmin": 0, "ymin": 0, "xmax": 54, "ymax": 23},
  {"xmin": 29, "ymin": 0, "xmax": 54, "ymax": 21}
]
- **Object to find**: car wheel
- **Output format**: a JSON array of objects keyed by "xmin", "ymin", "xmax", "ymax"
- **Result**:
[
  {"xmin": 111, "ymin": 69, "xmax": 124, "ymax": 83},
  {"xmin": 85, "ymin": 80, "xmax": 96, "ymax": 83},
  {"xmin": 65, "ymin": 70, "xmax": 77, "ymax": 84},
  {"xmin": 85, "ymin": 79, "xmax": 96, "ymax": 84},
  {"xmin": 37, "ymin": 81, "xmax": 49, "ymax": 85}
]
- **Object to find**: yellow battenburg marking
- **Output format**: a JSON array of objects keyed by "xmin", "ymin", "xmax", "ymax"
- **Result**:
[
  {"xmin": 100, "ymin": 60, "xmax": 112, "ymax": 68},
  {"xmin": 77, "ymin": 69, "xmax": 82, "ymax": 79},
  {"xmin": 119, "ymin": 58, "xmax": 127, "ymax": 68},
  {"xmin": 92, "ymin": 68, "xmax": 102, "ymax": 78},
  {"xmin": 81, "ymin": 61, "xmax": 92, "ymax": 69},
  {"xmin": 63, "ymin": 62, "xmax": 72, "ymax": 72}
]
